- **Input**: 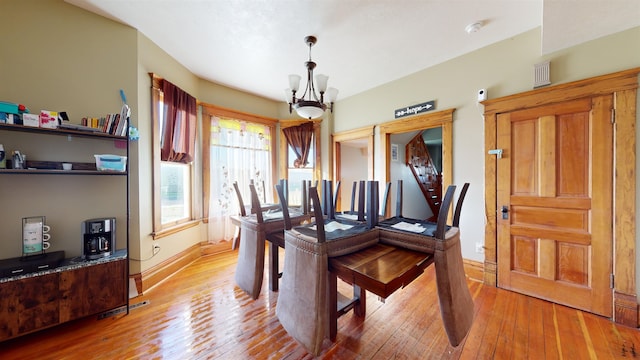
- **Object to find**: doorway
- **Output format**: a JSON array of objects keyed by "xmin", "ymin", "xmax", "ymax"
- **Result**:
[
  {"xmin": 332, "ymin": 126, "xmax": 374, "ymax": 211},
  {"xmin": 379, "ymin": 108, "xmax": 454, "ymax": 218}
]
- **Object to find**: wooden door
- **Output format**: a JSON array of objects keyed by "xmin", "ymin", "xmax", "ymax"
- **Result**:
[{"xmin": 496, "ymin": 96, "xmax": 613, "ymax": 316}]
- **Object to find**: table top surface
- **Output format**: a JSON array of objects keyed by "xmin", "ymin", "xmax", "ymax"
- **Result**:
[{"xmin": 329, "ymin": 243, "xmax": 433, "ymax": 298}]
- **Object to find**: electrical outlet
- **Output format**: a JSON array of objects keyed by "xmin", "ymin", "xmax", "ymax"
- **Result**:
[
  {"xmin": 475, "ymin": 242, "xmax": 484, "ymax": 254},
  {"xmin": 153, "ymin": 244, "xmax": 160, "ymax": 255}
]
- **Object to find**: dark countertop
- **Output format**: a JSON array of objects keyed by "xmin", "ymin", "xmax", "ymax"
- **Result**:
[{"xmin": 0, "ymin": 249, "xmax": 127, "ymax": 283}]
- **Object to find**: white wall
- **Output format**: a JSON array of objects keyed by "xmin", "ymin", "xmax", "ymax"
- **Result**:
[{"xmin": 338, "ymin": 145, "xmax": 367, "ymax": 212}]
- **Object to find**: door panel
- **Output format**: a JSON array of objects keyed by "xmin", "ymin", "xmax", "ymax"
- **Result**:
[{"xmin": 497, "ymin": 96, "xmax": 613, "ymax": 317}]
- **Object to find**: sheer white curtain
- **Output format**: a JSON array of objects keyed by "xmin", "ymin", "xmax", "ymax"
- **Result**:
[{"xmin": 207, "ymin": 116, "xmax": 273, "ymax": 243}]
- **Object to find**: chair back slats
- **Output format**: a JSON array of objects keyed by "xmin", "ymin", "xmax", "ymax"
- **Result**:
[
  {"xmin": 301, "ymin": 180, "xmax": 309, "ymax": 215},
  {"xmin": 395, "ymin": 180, "xmax": 403, "ymax": 217},
  {"xmin": 321, "ymin": 180, "xmax": 329, "ymax": 215},
  {"xmin": 366, "ymin": 180, "xmax": 379, "ymax": 229},
  {"xmin": 452, "ymin": 183, "xmax": 470, "ymax": 227},
  {"xmin": 380, "ymin": 182, "xmax": 392, "ymax": 217},
  {"xmin": 275, "ymin": 184, "xmax": 292, "ymax": 230},
  {"xmin": 233, "ymin": 181, "xmax": 247, "ymax": 216},
  {"xmin": 278, "ymin": 179, "xmax": 289, "ymax": 206},
  {"xmin": 333, "ymin": 180, "xmax": 341, "ymax": 215},
  {"xmin": 326, "ymin": 180, "xmax": 335, "ymax": 220},
  {"xmin": 357, "ymin": 180, "xmax": 366, "ymax": 221},
  {"xmin": 434, "ymin": 185, "xmax": 456, "ymax": 239},
  {"xmin": 308, "ymin": 186, "xmax": 326, "ymax": 243},
  {"xmin": 349, "ymin": 181, "xmax": 357, "ymax": 213},
  {"xmin": 249, "ymin": 184, "xmax": 264, "ymax": 223}
]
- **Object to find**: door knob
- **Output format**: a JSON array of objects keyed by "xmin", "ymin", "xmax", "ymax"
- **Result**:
[{"xmin": 501, "ymin": 206, "xmax": 509, "ymax": 219}]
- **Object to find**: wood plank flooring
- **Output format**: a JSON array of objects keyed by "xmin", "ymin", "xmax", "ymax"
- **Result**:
[{"xmin": 1, "ymin": 249, "xmax": 639, "ymax": 359}]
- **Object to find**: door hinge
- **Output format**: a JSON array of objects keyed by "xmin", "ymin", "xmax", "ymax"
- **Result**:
[
  {"xmin": 610, "ymin": 273, "xmax": 615, "ymax": 288},
  {"xmin": 611, "ymin": 108, "xmax": 616, "ymax": 124}
]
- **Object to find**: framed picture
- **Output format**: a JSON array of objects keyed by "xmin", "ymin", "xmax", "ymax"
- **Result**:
[{"xmin": 391, "ymin": 144, "xmax": 399, "ymax": 161}]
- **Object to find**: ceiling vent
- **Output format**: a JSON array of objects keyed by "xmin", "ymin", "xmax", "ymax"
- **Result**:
[{"xmin": 534, "ymin": 60, "xmax": 551, "ymax": 88}]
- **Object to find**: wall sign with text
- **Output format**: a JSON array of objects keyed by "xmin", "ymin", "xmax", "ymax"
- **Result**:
[{"xmin": 394, "ymin": 100, "xmax": 436, "ymax": 119}]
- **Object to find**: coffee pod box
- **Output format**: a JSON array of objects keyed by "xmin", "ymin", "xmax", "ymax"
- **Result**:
[
  {"xmin": 22, "ymin": 113, "xmax": 40, "ymax": 127},
  {"xmin": 40, "ymin": 110, "xmax": 58, "ymax": 129}
]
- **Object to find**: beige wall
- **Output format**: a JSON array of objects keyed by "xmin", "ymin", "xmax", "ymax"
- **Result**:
[
  {"xmin": 2, "ymin": 1, "xmax": 639, "ymax": 293},
  {"xmin": 0, "ymin": 0, "xmax": 284, "ymax": 274},
  {"xmin": 336, "ymin": 27, "xmax": 640, "ymax": 264},
  {"xmin": 0, "ymin": 0, "xmax": 137, "ymax": 260}
]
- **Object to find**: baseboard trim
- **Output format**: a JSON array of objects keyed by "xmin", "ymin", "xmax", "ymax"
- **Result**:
[
  {"xmin": 136, "ymin": 243, "xmax": 202, "ymax": 294},
  {"xmin": 463, "ymin": 258, "xmax": 484, "ymax": 282},
  {"xmin": 613, "ymin": 290, "xmax": 639, "ymax": 327},
  {"xmin": 200, "ymin": 240, "xmax": 233, "ymax": 256}
]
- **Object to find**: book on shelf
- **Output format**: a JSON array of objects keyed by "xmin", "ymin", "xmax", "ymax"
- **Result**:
[{"xmin": 77, "ymin": 113, "xmax": 124, "ymax": 136}]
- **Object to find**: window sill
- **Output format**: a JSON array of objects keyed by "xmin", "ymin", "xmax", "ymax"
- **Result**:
[{"xmin": 152, "ymin": 219, "xmax": 202, "ymax": 240}]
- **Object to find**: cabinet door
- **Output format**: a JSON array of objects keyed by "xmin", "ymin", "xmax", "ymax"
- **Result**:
[
  {"xmin": 59, "ymin": 259, "xmax": 127, "ymax": 322},
  {"xmin": 0, "ymin": 273, "xmax": 59, "ymax": 340}
]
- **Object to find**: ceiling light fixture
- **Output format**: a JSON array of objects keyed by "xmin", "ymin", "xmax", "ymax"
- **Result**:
[{"xmin": 285, "ymin": 35, "xmax": 338, "ymax": 119}]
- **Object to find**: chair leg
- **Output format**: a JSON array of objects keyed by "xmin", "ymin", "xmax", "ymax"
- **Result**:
[{"xmin": 232, "ymin": 227, "xmax": 241, "ymax": 250}]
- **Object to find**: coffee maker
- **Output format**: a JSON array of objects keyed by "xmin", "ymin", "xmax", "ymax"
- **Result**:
[{"xmin": 82, "ymin": 218, "xmax": 115, "ymax": 260}]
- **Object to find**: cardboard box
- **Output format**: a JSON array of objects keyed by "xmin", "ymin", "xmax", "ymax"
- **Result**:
[
  {"xmin": 39, "ymin": 110, "xmax": 58, "ymax": 129},
  {"xmin": 22, "ymin": 113, "xmax": 39, "ymax": 127}
]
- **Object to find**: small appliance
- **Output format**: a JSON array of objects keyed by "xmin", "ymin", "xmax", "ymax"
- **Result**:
[{"xmin": 82, "ymin": 218, "xmax": 115, "ymax": 260}]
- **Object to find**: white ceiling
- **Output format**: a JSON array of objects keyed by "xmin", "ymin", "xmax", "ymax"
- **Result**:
[{"xmin": 65, "ymin": 0, "xmax": 640, "ymax": 102}]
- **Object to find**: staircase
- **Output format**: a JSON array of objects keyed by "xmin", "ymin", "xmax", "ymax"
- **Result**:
[{"xmin": 406, "ymin": 133, "xmax": 442, "ymax": 222}]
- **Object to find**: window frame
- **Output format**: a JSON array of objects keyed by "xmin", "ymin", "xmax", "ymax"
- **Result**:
[
  {"xmin": 200, "ymin": 103, "xmax": 278, "ymax": 223},
  {"xmin": 150, "ymin": 74, "xmax": 199, "ymax": 238}
]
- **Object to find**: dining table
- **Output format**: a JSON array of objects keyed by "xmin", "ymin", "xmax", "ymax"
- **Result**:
[
  {"xmin": 231, "ymin": 209, "xmax": 311, "ymax": 299},
  {"xmin": 275, "ymin": 217, "xmax": 474, "ymax": 356}
]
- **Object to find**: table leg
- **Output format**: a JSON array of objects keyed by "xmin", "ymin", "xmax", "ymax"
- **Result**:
[
  {"xmin": 268, "ymin": 241, "xmax": 278, "ymax": 291},
  {"xmin": 353, "ymin": 284, "xmax": 366, "ymax": 317},
  {"xmin": 329, "ymin": 271, "xmax": 338, "ymax": 340}
]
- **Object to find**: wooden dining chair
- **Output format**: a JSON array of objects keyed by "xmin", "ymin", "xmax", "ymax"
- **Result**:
[
  {"xmin": 379, "ymin": 181, "xmax": 392, "ymax": 219},
  {"xmin": 278, "ymin": 178, "xmax": 289, "ymax": 206},
  {"xmin": 231, "ymin": 181, "xmax": 247, "ymax": 250},
  {"xmin": 249, "ymin": 183, "xmax": 290, "ymax": 291},
  {"xmin": 452, "ymin": 183, "xmax": 470, "ymax": 227},
  {"xmin": 321, "ymin": 179, "xmax": 340, "ymax": 220},
  {"xmin": 395, "ymin": 179, "xmax": 403, "ymax": 217},
  {"xmin": 307, "ymin": 186, "xmax": 369, "ymax": 243},
  {"xmin": 348, "ymin": 181, "xmax": 357, "ymax": 213}
]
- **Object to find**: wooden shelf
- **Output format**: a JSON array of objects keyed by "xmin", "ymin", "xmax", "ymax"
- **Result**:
[
  {"xmin": 0, "ymin": 169, "xmax": 126, "ymax": 175},
  {"xmin": 0, "ymin": 123, "xmax": 127, "ymax": 140}
]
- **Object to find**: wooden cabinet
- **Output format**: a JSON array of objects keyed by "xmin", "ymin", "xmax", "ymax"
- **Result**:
[
  {"xmin": 59, "ymin": 259, "xmax": 127, "ymax": 322},
  {"xmin": 0, "ymin": 273, "xmax": 59, "ymax": 340},
  {"xmin": 0, "ymin": 258, "xmax": 127, "ymax": 342}
]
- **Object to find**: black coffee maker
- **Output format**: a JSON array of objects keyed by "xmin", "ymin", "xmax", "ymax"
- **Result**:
[{"xmin": 82, "ymin": 218, "xmax": 115, "ymax": 260}]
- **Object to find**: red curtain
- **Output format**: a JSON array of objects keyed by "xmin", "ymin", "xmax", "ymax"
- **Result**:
[
  {"xmin": 161, "ymin": 80, "xmax": 197, "ymax": 163},
  {"xmin": 282, "ymin": 122, "xmax": 314, "ymax": 168}
]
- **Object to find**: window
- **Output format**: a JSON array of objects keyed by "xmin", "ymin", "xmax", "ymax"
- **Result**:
[
  {"xmin": 201, "ymin": 104, "xmax": 277, "ymax": 243},
  {"xmin": 286, "ymin": 139, "xmax": 314, "ymax": 206},
  {"xmin": 279, "ymin": 120, "xmax": 322, "ymax": 205},
  {"xmin": 150, "ymin": 74, "xmax": 198, "ymax": 236},
  {"xmin": 160, "ymin": 161, "xmax": 191, "ymax": 225}
]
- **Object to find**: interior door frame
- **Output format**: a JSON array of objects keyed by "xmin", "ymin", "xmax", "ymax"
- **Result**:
[
  {"xmin": 378, "ymin": 108, "xmax": 454, "ymax": 195},
  {"xmin": 482, "ymin": 68, "xmax": 640, "ymax": 326},
  {"xmin": 332, "ymin": 126, "xmax": 375, "ymax": 210}
]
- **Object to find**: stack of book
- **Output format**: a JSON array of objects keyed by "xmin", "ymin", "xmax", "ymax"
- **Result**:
[{"xmin": 80, "ymin": 113, "xmax": 128, "ymax": 136}]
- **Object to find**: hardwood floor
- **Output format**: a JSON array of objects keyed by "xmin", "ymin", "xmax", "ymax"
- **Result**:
[{"xmin": 1, "ymin": 249, "xmax": 639, "ymax": 359}]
